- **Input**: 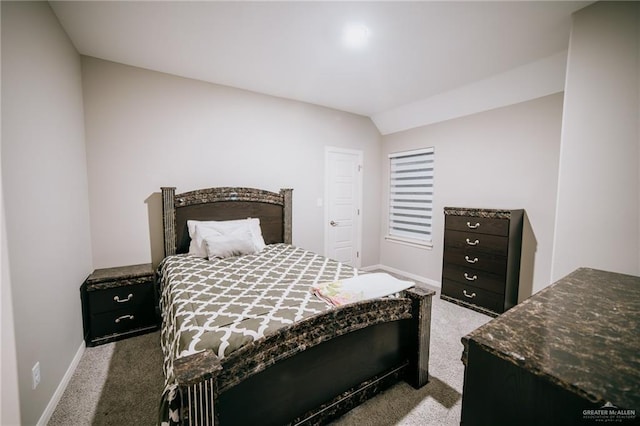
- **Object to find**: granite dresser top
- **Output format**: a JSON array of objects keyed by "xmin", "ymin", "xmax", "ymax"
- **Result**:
[
  {"xmin": 462, "ymin": 267, "xmax": 640, "ymax": 410},
  {"xmin": 444, "ymin": 206, "xmax": 521, "ymax": 219}
]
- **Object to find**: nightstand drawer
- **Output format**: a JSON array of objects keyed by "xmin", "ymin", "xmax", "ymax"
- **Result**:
[
  {"xmin": 90, "ymin": 303, "xmax": 156, "ymax": 339},
  {"xmin": 444, "ymin": 230, "xmax": 508, "ymax": 256},
  {"xmin": 442, "ymin": 263, "xmax": 506, "ymax": 294},
  {"xmin": 442, "ymin": 279, "xmax": 503, "ymax": 313},
  {"xmin": 88, "ymin": 281, "xmax": 154, "ymax": 314},
  {"xmin": 445, "ymin": 215, "xmax": 509, "ymax": 236},
  {"xmin": 443, "ymin": 247, "xmax": 507, "ymax": 276}
]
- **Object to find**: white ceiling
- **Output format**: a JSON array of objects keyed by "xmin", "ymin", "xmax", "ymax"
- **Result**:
[{"xmin": 50, "ymin": 1, "xmax": 590, "ymax": 132}]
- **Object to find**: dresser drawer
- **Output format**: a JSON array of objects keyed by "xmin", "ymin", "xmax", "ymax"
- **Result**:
[
  {"xmin": 89, "ymin": 302, "xmax": 156, "ymax": 339},
  {"xmin": 443, "ymin": 247, "xmax": 507, "ymax": 276},
  {"xmin": 87, "ymin": 281, "xmax": 154, "ymax": 314},
  {"xmin": 442, "ymin": 279, "xmax": 503, "ymax": 313},
  {"xmin": 442, "ymin": 263, "xmax": 506, "ymax": 294},
  {"xmin": 444, "ymin": 230, "xmax": 508, "ymax": 256},
  {"xmin": 445, "ymin": 215, "xmax": 509, "ymax": 236}
]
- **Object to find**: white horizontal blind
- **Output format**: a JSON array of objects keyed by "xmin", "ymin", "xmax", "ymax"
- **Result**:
[{"xmin": 388, "ymin": 148, "xmax": 434, "ymax": 243}]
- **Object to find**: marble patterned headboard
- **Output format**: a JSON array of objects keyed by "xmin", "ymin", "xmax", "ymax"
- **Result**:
[{"xmin": 160, "ymin": 187, "xmax": 292, "ymax": 256}]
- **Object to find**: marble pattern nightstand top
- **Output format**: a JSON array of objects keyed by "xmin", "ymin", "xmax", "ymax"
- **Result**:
[
  {"xmin": 85, "ymin": 263, "xmax": 154, "ymax": 290},
  {"xmin": 462, "ymin": 267, "xmax": 640, "ymax": 410}
]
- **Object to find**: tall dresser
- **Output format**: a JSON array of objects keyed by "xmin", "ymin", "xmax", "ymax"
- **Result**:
[{"xmin": 441, "ymin": 207, "xmax": 524, "ymax": 316}]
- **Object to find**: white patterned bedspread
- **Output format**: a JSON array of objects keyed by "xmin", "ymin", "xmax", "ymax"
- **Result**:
[{"xmin": 158, "ymin": 243, "xmax": 359, "ymax": 403}]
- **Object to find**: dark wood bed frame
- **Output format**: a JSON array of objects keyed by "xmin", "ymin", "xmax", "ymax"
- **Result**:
[{"xmin": 160, "ymin": 186, "xmax": 434, "ymax": 426}]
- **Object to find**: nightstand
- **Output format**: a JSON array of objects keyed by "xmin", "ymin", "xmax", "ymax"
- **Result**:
[{"xmin": 80, "ymin": 263, "xmax": 158, "ymax": 346}]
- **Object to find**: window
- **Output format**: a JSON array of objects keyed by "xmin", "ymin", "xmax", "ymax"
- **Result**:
[{"xmin": 387, "ymin": 147, "xmax": 434, "ymax": 247}]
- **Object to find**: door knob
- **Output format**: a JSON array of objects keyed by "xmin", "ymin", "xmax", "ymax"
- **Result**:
[{"xmin": 330, "ymin": 220, "xmax": 338, "ymax": 226}]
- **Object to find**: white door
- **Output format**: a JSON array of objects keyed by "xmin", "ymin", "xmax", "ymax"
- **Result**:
[{"xmin": 325, "ymin": 147, "xmax": 362, "ymax": 267}]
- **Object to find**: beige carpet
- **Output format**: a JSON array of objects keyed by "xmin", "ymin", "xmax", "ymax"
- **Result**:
[
  {"xmin": 48, "ymin": 331, "xmax": 164, "ymax": 426},
  {"xmin": 48, "ymin": 284, "xmax": 490, "ymax": 426}
]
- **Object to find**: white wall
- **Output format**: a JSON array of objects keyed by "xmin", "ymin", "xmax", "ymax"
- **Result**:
[
  {"xmin": 552, "ymin": 1, "xmax": 640, "ymax": 280},
  {"xmin": 81, "ymin": 57, "xmax": 382, "ymax": 269},
  {"xmin": 373, "ymin": 51, "xmax": 568, "ymax": 135},
  {"xmin": 0, "ymin": 3, "xmax": 21, "ymax": 424},
  {"xmin": 1, "ymin": 200, "xmax": 21, "ymax": 426},
  {"xmin": 1, "ymin": 2, "xmax": 93, "ymax": 424},
  {"xmin": 1, "ymin": 160, "xmax": 21, "ymax": 425},
  {"xmin": 380, "ymin": 94, "xmax": 564, "ymax": 298}
]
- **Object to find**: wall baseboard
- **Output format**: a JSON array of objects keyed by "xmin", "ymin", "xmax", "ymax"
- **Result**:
[
  {"xmin": 37, "ymin": 341, "xmax": 85, "ymax": 426},
  {"xmin": 361, "ymin": 264, "xmax": 441, "ymax": 289}
]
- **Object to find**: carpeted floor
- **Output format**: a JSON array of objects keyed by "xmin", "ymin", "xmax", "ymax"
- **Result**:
[
  {"xmin": 48, "ymin": 331, "xmax": 164, "ymax": 426},
  {"xmin": 48, "ymin": 283, "xmax": 490, "ymax": 426}
]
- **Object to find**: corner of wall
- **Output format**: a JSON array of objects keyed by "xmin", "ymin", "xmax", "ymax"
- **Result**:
[{"xmin": 2, "ymin": 2, "xmax": 93, "ymax": 424}]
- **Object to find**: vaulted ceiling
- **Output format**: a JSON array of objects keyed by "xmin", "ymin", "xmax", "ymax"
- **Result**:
[{"xmin": 50, "ymin": 1, "xmax": 590, "ymax": 134}]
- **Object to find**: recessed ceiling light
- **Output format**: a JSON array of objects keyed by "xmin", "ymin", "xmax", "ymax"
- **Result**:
[{"xmin": 342, "ymin": 23, "xmax": 371, "ymax": 49}]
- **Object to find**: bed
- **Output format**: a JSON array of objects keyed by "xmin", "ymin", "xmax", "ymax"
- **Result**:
[{"xmin": 157, "ymin": 186, "xmax": 435, "ymax": 426}]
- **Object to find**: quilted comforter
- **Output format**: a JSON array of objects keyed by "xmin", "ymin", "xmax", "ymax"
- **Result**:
[{"xmin": 158, "ymin": 243, "xmax": 359, "ymax": 424}]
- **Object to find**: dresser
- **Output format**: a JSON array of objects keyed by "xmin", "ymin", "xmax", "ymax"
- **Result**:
[
  {"xmin": 441, "ymin": 207, "xmax": 523, "ymax": 316},
  {"xmin": 80, "ymin": 263, "xmax": 158, "ymax": 346},
  {"xmin": 461, "ymin": 268, "xmax": 640, "ymax": 425}
]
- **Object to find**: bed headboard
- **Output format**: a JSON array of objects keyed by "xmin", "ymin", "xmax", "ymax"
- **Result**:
[{"xmin": 161, "ymin": 187, "xmax": 293, "ymax": 257}]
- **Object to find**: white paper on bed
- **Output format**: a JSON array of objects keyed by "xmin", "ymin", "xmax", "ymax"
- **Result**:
[{"xmin": 312, "ymin": 272, "xmax": 414, "ymax": 306}]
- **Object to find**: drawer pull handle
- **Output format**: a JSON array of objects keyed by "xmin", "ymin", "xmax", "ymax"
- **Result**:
[
  {"xmin": 115, "ymin": 314, "xmax": 134, "ymax": 323},
  {"xmin": 464, "ymin": 273, "xmax": 478, "ymax": 281},
  {"xmin": 465, "ymin": 256, "xmax": 479, "ymax": 264},
  {"xmin": 466, "ymin": 221, "xmax": 480, "ymax": 229},
  {"xmin": 463, "ymin": 290, "xmax": 476, "ymax": 299},
  {"xmin": 114, "ymin": 294, "xmax": 133, "ymax": 303},
  {"xmin": 466, "ymin": 238, "xmax": 479, "ymax": 246}
]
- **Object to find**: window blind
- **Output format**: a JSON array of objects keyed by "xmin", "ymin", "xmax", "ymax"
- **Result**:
[{"xmin": 388, "ymin": 148, "xmax": 434, "ymax": 243}]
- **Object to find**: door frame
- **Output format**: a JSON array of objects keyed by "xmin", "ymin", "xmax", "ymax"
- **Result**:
[{"xmin": 324, "ymin": 146, "xmax": 363, "ymax": 268}]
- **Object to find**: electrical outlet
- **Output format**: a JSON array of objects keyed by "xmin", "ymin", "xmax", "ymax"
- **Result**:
[{"xmin": 32, "ymin": 362, "xmax": 40, "ymax": 389}]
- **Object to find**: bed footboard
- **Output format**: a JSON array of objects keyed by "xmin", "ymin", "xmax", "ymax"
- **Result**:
[
  {"xmin": 171, "ymin": 288, "xmax": 435, "ymax": 426},
  {"xmin": 406, "ymin": 286, "xmax": 434, "ymax": 388}
]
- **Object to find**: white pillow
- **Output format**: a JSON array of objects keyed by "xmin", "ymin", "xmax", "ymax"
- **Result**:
[
  {"xmin": 204, "ymin": 228, "xmax": 257, "ymax": 259},
  {"xmin": 247, "ymin": 218, "xmax": 267, "ymax": 251},
  {"xmin": 187, "ymin": 218, "xmax": 243, "ymax": 257},
  {"xmin": 187, "ymin": 218, "xmax": 266, "ymax": 258}
]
